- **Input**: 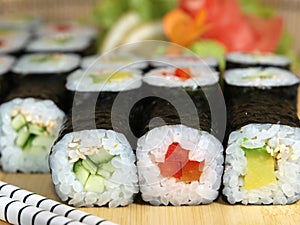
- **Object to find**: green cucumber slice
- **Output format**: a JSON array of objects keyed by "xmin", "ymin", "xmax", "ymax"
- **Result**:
[
  {"xmin": 31, "ymin": 135, "xmax": 53, "ymax": 147},
  {"xmin": 16, "ymin": 127, "xmax": 30, "ymax": 148},
  {"xmin": 100, "ymin": 161, "xmax": 115, "ymax": 173},
  {"xmin": 11, "ymin": 114, "xmax": 26, "ymax": 131},
  {"xmin": 97, "ymin": 169, "xmax": 111, "ymax": 179},
  {"xmin": 73, "ymin": 161, "xmax": 90, "ymax": 185},
  {"xmin": 84, "ymin": 174, "xmax": 105, "ymax": 193},
  {"xmin": 88, "ymin": 149, "xmax": 114, "ymax": 164},
  {"xmin": 28, "ymin": 124, "xmax": 46, "ymax": 135},
  {"xmin": 82, "ymin": 157, "xmax": 98, "ymax": 175}
]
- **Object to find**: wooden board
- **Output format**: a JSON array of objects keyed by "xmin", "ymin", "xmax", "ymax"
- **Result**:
[
  {"xmin": 0, "ymin": 87, "xmax": 300, "ymax": 225},
  {"xmin": 0, "ymin": 172, "xmax": 300, "ymax": 225}
]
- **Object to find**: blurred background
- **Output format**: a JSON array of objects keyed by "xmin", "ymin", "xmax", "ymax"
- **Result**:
[{"xmin": 0, "ymin": 0, "xmax": 299, "ymax": 50}]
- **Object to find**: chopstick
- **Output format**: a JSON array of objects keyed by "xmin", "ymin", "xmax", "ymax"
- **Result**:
[
  {"xmin": 0, "ymin": 195, "xmax": 86, "ymax": 225},
  {"xmin": 0, "ymin": 181, "xmax": 118, "ymax": 225}
]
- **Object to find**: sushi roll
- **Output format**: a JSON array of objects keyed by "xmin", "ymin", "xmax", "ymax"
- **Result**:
[
  {"xmin": 0, "ymin": 54, "xmax": 79, "ymax": 173},
  {"xmin": 222, "ymin": 67, "xmax": 300, "ymax": 205},
  {"xmin": 81, "ymin": 53, "xmax": 148, "ymax": 71},
  {"xmin": 0, "ymin": 55, "xmax": 15, "ymax": 100},
  {"xmin": 49, "ymin": 106, "xmax": 139, "ymax": 208},
  {"xmin": 133, "ymin": 67, "xmax": 224, "ymax": 206},
  {"xmin": 151, "ymin": 55, "xmax": 219, "ymax": 71},
  {"xmin": 226, "ymin": 52, "xmax": 291, "ymax": 70},
  {"xmin": 136, "ymin": 123, "xmax": 224, "ymax": 206},
  {"xmin": 139, "ymin": 66, "xmax": 225, "ymax": 141},
  {"xmin": 12, "ymin": 53, "xmax": 80, "ymax": 83},
  {"xmin": 36, "ymin": 22, "xmax": 98, "ymax": 40},
  {"xmin": 26, "ymin": 34, "xmax": 96, "ymax": 56},
  {"xmin": 0, "ymin": 28, "xmax": 31, "ymax": 55},
  {"xmin": 0, "ymin": 15, "xmax": 40, "ymax": 31}
]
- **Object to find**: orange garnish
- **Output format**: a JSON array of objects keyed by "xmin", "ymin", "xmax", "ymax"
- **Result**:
[{"xmin": 163, "ymin": 9, "xmax": 209, "ymax": 47}]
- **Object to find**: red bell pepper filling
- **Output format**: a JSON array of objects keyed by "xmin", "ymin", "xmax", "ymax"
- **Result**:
[
  {"xmin": 161, "ymin": 67, "xmax": 192, "ymax": 81},
  {"xmin": 0, "ymin": 39, "xmax": 4, "ymax": 47},
  {"xmin": 158, "ymin": 142, "xmax": 204, "ymax": 183},
  {"xmin": 55, "ymin": 24, "xmax": 71, "ymax": 32}
]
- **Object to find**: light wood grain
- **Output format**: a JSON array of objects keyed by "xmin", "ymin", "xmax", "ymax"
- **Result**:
[{"xmin": 0, "ymin": 172, "xmax": 300, "ymax": 225}]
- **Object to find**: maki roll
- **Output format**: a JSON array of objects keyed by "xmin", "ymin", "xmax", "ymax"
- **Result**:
[
  {"xmin": 136, "ymin": 123, "xmax": 224, "ymax": 206},
  {"xmin": 222, "ymin": 67, "xmax": 300, "ymax": 205},
  {"xmin": 151, "ymin": 55, "xmax": 219, "ymax": 71},
  {"xmin": 226, "ymin": 52, "xmax": 291, "ymax": 70},
  {"xmin": 49, "ymin": 107, "xmax": 139, "ymax": 207},
  {"xmin": 0, "ymin": 55, "xmax": 15, "ymax": 101},
  {"xmin": 36, "ymin": 22, "xmax": 98, "ymax": 40},
  {"xmin": 134, "ymin": 66, "xmax": 225, "ymax": 206},
  {"xmin": 139, "ymin": 66, "xmax": 225, "ymax": 141},
  {"xmin": 0, "ymin": 98, "xmax": 65, "ymax": 173},
  {"xmin": 0, "ymin": 15, "xmax": 40, "ymax": 31},
  {"xmin": 0, "ymin": 54, "xmax": 79, "ymax": 173},
  {"xmin": 12, "ymin": 53, "xmax": 80, "ymax": 84},
  {"xmin": 81, "ymin": 53, "xmax": 148, "ymax": 71},
  {"xmin": 0, "ymin": 28, "xmax": 30, "ymax": 55},
  {"xmin": 26, "ymin": 34, "xmax": 96, "ymax": 56}
]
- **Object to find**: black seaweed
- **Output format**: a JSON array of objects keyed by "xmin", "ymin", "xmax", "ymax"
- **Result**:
[
  {"xmin": 224, "ymin": 82, "xmax": 300, "ymax": 138},
  {"xmin": 130, "ymin": 83, "xmax": 224, "ymax": 141},
  {"xmin": 4, "ymin": 74, "xmax": 71, "ymax": 113},
  {"xmin": 226, "ymin": 61, "xmax": 291, "ymax": 71}
]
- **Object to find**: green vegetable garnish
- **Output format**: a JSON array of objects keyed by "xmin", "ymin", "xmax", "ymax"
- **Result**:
[{"xmin": 48, "ymin": 35, "xmax": 73, "ymax": 45}]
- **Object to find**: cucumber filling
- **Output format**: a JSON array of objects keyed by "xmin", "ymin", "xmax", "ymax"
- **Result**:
[
  {"xmin": 69, "ymin": 138, "xmax": 116, "ymax": 193},
  {"xmin": 240, "ymin": 138, "xmax": 297, "ymax": 190},
  {"xmin": 11, "ymin": 111, "xmax": 57, "ymax": 153}
]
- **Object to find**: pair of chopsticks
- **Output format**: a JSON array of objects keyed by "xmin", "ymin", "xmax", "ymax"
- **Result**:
[{"xmin": 0, "ymin": 181, "xmax": 118, "ymax": 225}]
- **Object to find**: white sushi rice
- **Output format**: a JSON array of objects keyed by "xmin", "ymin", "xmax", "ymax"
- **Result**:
[
  {"xmin": 12, "ymin": 53, "xmax": 80, "ymax": 74},
  {"xmin": 50, "ymin": 129, "xmax": 139, "ymax": 208},
  {"xmin": 26, "ymin": 34, "xmax": 91, "ymax": 52},
  {"xmin": 225, "ymin": 67, "xmax": 299, "ymax": 87},
  {"xmin": 223, "ymin": 123, "xmax": 300, "ymax": 205},
  {"xmin": 226, "ymin": 52, "xmax": 291, "ymax": 66},
  {"xmin": 0, "ymin": 55, "xmax": 15, "ymax": 75},
  {"xmin": 143, "ymin": 67, "xmax": 219, "ymax": 88},
  {"xmin": 136, "ymin": 124, "xmax": 224, "ymax": 206},
  {"xmin": 66, "ymin": 69, "xmax": 142, "ymax": 92},
  {"xmin": 151, "ymin": 55, "xmax": 218, "ymax": 68},
  {"xmin": 81, "ymin": 53, "xmax": 147, "ymax": 70},
  {"xmin": 36, "ymin": 22, "xmax": 98, "ymax": 39},
  {"xmin": 0, "ymin": 29, "xmax": 30, "ymax": 54},
  {"xmin": 0, "ymin": 98, "xmax": 65, "ymax": 173}
]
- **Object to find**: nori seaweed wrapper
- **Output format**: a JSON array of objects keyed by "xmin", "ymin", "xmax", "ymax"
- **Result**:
[
  {"xmin": 0, "ymin": 73, "xmax": 13, "ymax": 103},
  {"xmin": 4, "ymin": 75, "xmax": 71, "ymax": 113},
  {"xmin": 130, "ymin": 83, "xmax": 226, "ymax": 142},
  {"xmin": 226, "ymin": 58, "xmax": 291, "ymax": 71},
  {"xmin": 224, "ymin": 82, "xmax": 300, "ymax": 137}
]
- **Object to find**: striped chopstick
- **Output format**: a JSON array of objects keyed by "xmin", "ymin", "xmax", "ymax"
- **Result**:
[
  {"xmin": 0, "ymin": 195, "xmax": 86, "ymax": 225},
  {"xmin": 0, "ymin": 181, "xmax": 118, "ymax": 225}
]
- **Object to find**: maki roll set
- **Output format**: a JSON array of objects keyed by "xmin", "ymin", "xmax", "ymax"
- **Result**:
[
  {"xmin": 223, "ymin": 67, "xmax": 300, "ymax": 205},
  {"xmin": 0, "ymin": 14, "xmax": 299, "ymax": 214}
]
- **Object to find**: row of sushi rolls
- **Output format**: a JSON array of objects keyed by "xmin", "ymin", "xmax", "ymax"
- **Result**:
[{"xmin": 0, "ymin": 16, "xmax": 299, "ymax": 208}]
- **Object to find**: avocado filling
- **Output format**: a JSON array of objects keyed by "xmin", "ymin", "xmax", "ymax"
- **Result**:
[
  {"xmin": 89, "ymin": 71, "xmax": 132, "ymax": 83},
  {"xmin": 68, "ymin": 138, "xmax": 116, "ymax": 193},
  {"xmin": 241, "ymin": 138, "xmax": 297, "ymax": 190},
  {"xmin": 11, "ymin": 110, "xmax": 57, "ymax": 153}
]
